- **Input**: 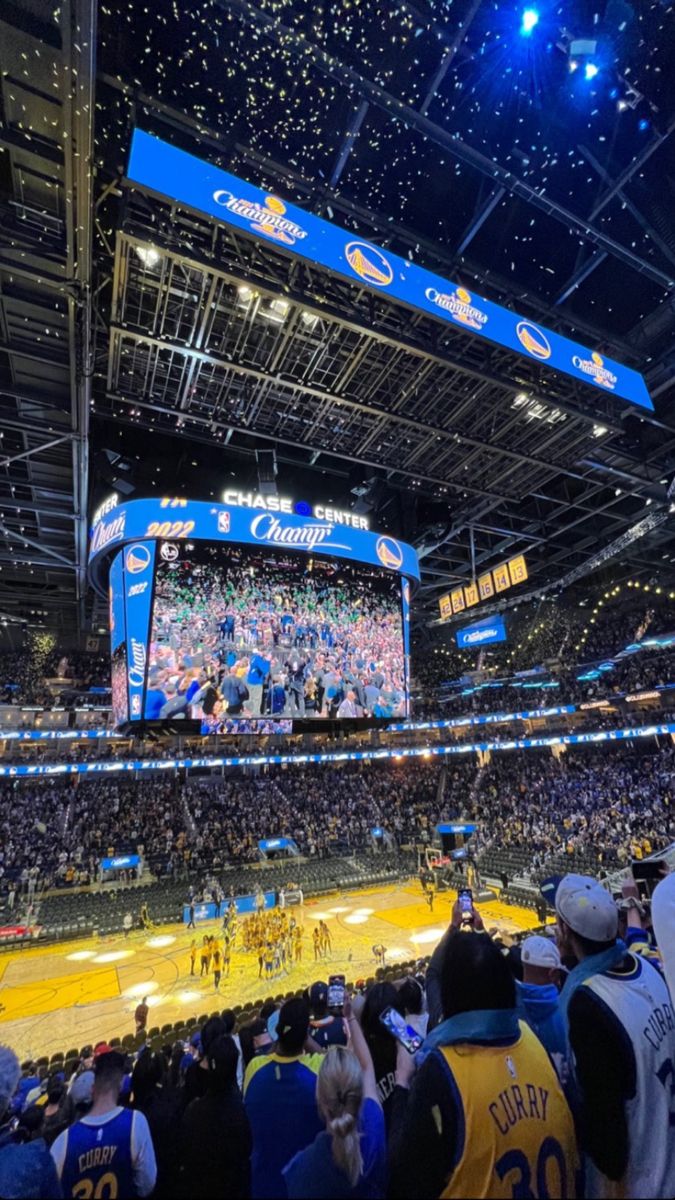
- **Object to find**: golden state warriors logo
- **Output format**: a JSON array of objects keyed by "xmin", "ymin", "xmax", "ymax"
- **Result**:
[
  {"xmin": 345, "ymin": 241, "xmax": 394, "ymax": 288},
  {"xmin": 516, "ymin": 320, "xmax": 551, "ymax": 361},
  {"xmin": 212, "ymin": 189, "xmax": 307, "ymax": 245},
  {"xmin": 125, "ymin": 544, "xmax": 151, "ymax": 574},
  {"xmin": 376, "ymin": 536, "xmax": 404, "ymax": 570},
  {"xmin": 425, "ymin": 285, "xmax": 488, "ymax": 330},
  {"xmin": 572, "ymin": 350, "xmax": 618, "ymax": 390}
]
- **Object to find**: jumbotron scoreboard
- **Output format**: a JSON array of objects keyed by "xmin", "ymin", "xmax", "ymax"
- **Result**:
[{"xmin": 88, "ymin": 492, "xmax": 420, "ymax": 731}]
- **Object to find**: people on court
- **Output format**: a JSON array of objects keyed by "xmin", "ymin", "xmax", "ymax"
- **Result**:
[{"xmin": 212, "ymin": 945, "xmax": 222, "ymax": 991}]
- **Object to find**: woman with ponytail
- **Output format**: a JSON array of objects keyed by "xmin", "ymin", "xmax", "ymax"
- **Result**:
[{"xmin": 283, "ymin": 996, "xmax": 387, "ymax": 1199}]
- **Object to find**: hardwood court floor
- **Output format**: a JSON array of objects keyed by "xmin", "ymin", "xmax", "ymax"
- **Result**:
[{"xmin": 0, "ymin": 882, "xmax": 546, "ymax": 1061}]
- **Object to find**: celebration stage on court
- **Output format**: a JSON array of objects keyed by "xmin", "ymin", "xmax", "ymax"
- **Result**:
[{"xmin": 0, "ymin": 882, "xmax": 546, "ymax": 1061}]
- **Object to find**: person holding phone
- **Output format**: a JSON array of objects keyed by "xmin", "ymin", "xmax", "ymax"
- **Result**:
[
  {"xmin": 388, "ymin": 933, "xmax": 577, "ymax": 1199},
  {"xmin": 283, "ymin": 997, "xmax": 386, "ymax": 1199},
  {"xmin": 308, "ymin": 981, "xmax": 348, "ymax": 1050}
]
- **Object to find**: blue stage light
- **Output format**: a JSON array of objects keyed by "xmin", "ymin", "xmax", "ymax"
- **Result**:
[
  {"xmin": 584, "ymin": 62, "xmax": 599, "ymax": 80},
  {"xmin": 520, "ymin": 8, "xmax": 539, "ymax": 34},
  {"xmin": 638, "ymin": 118, "xmax": 650, "ymax": 132}
]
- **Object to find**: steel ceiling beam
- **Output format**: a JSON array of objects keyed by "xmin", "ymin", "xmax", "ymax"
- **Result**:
[
  {"xmin": 0, "ymin": 435, "xmax": 73, "ymax": 470},
  {"xmin": 109, "ymin": 323, "xmax": 629, "ymax": 498},
  {"xmin": 61, "ymin": 0, "xmax": 96, "ymax": 632},
  {"xmin": 216, "ymin": 0, "xmax": 675, "ymax": 291},
  {"xmin": 115, "ymin": 228, "xmax": 627, "ymax": 437}
]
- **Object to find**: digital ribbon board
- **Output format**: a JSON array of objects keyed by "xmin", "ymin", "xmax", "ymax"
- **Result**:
[
  {"xmin": 89, "ymin": 497, "xmax": 419, "ymax": 730},
  {"xmin": 127, "ymin": 129, "xmax": 652, "ymax": 413}
]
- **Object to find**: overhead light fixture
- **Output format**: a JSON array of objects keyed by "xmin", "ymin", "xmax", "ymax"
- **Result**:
[
  {"xmin": 592, "ymin": 424, "xmax": 607, "ymax": 437},
  {"xmin": 135, "ymin": 246, "xmax": 160, "ymax": 269},
  {"xmin": 261, "ymin": 298, "xmax": 290, "ymax": 323},
  {"xmin": 520, "ymin": 8, "xmax": 539, "ymax": 35}
]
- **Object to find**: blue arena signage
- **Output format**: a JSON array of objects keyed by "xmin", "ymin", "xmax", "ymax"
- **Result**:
[
  {"xmin": 456, "ymin": 615, "xmax": 507, "ymax": 648},
  {"xmin": 127, "ymin": 129, "xmax": 653, "ymax": 413},
  {"xmin": 88, "ymin": 498, "xmax": 419, "ymax": 588},
  {"xmin": 100, "ymin": 854, "xmax": 139, "ymax": 871}
]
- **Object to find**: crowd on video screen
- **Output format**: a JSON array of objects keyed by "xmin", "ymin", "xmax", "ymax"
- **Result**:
[{"xmin": 145, "ymin": 545, "xmax": 408, "ymax": 726}]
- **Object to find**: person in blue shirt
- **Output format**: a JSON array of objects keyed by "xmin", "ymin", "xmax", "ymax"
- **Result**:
[
  {"xmin": 144, "ymin": 669, "xmax": 167, "ymax": 720},
  {"xmin": 51, "ymin": 1049, "xmax": 156, "ymax": 1198},
  {"xmin": 244, "ymin": 997, "xmax": 324, "ymax": 1199},
  {"xmin": 246, "ymin": 653, "xmax": 271, "ymax": 716},
  {"xmin": 284, "ymin": 996, "xmax": 386, "ymax": 1199},
  {"xmin": 0, "ymin": 1045, "xmax": 62, "ymax": 1200},
  {"xmin": 515, "ymin": 934, "xmax": 569, "ymax": 1085}
]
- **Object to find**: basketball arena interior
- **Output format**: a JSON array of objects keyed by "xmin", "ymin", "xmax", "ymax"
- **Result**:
[{"xmin": 0, "ymin": 1, "xmax": 675, "ymax": 1197}]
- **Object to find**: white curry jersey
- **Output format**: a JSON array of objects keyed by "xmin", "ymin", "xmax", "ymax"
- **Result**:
[{"xmin": 583, "ymin": 953, "xmax": 675, "ymax": 1199}]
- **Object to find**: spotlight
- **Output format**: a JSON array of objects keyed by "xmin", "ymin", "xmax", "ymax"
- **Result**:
[
  {"xmin": 520, "ymin": 8, "xmax": 539, "ymax": 34},
  {"xmin": 584, "ymin": 62, "xmax": 599, "ymax": 80},
  {"xmin": 638, "ymin": 118, "xmax": 650, "ymax": 132},
  {"xmin": 135, "ymin": 246, "xmax": 160, "ymax": 269}
]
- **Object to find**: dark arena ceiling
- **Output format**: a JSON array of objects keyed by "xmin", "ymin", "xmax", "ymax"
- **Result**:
[{"xmin": 2, "ymin": 0, "xmax": 675, "ymax": 636}]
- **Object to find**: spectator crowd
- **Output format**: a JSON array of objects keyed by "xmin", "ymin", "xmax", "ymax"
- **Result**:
[
  {"xmin": 1, "ymin": 865, "xmax": 675, "ymax": 1198},
  {"xmin": 0, "ymin": 746, "xmax": 672, "ymax": 911}
]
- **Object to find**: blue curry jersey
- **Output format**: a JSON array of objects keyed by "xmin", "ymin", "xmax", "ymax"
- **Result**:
[{"xmin": 60, "ymin": 1108, "xmax": 136, "ymax": 1199}]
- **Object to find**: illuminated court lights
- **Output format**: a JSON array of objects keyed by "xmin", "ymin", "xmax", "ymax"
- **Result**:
[
  {"xmin": 344, "ymin": 914, "xmax": 369, "ymax": 925},
  {"xmin": 327, "ymin": 906, "xmax": 350, "ymax": 914},
  {"xmin": 409, "ymin": 928, "xmax": 446, "ymax": 945},
  {"xmin": 178, "ymin": 990, "xmax": 201, "ymax": 1005},
  {"xmin": 306, "ymin": 911, "xmax": 332, "ymax": 921},
  {"xmin": 93, "ymin": 950, "xmax": 134, "ymax": 963},
  {"xmin": 66, "ymin": 950, "xmax": 96, "ymax": 961},
  {"xmin": 123, "ymin": 981, "xmax": 159, "ymax": 999},
  {"xmin": 385, "ymin": 946, "xmax": 409, "ymax": 959},
  {"xmin": 145, "ymin": 935, "xmax": 176, "ymax": 949}
]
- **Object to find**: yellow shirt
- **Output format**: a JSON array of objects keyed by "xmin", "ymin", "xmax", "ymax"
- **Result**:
[{"xmin": 437, "ymin": 1022, "xmax": 577, "ymax": 1199}]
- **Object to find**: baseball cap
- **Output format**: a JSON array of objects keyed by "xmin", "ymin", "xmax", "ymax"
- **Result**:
[
  {"xmin": 69, "ymin": 1070, "xmax": 94, "ymax": 1106},
  {"xmin": 93, "ymin": 1042, "xmax": 112, "ymax": 1059},
  {"xmin": 554, "ymin": 874, "xmax": 618, "ymax": 942},
  {"xmin": 521, "ymin": 935, "xmax": 561, "ymax": 970},
  {"xmin": 309, "ymin": 981, "xmax": 328, "ymax": 1008}
]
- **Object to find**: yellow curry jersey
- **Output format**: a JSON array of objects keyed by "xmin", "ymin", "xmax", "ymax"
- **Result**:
[{"xmin": 437, "ymin": 1021, "xmax": 578, "ymax": 1199}]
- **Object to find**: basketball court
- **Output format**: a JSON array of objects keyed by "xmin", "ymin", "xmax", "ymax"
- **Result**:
[{"xmin": 0, "ymin": 882, "xmax": 545, "ymax": 1061}]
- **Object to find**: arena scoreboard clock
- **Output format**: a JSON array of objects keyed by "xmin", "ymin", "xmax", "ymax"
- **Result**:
[{"xmin": 88, "ymin": 496, "xmax": 419, "ymax": 731}]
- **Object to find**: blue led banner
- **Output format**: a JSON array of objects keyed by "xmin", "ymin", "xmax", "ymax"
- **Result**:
[
  {"xmin": 456, "ymin": 614, "xmax": 507, "ymax": 648},
  {"xmin": 89, "ymin": 498, "xmax": 419, "ymax": 588},
  {"xmin": 127, "ymin": 129, "xmax": 652, "ymax": 413},
  {"xmin": 122, "ymin": 540, "xmax": 156, "ymax": 720},
  {"xmin": 0, "ymin": 719, "xmax": 672, "ymax": 776}
]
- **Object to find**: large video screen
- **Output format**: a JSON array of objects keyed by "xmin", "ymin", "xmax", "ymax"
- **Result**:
[{"xmin": 146, "ymin": 541, "xmax": 407, "ymax": 727}]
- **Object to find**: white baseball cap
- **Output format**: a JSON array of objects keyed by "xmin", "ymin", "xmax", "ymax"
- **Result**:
[
  {"xmin": 521, "ymin": 935, "xmax": 561, "ymax": 970},
  {"xmin": 555, "ymin": 874, "xmax": 618, "ymax": 942}
]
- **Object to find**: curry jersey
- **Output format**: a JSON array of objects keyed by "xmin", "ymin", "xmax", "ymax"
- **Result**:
[
  {"xmin": 55, "ymin": 1107, "xmax": 141, "ymax": 1198},
  {"xmin": 582, "ymin": 954, "xmax": 675, "ymax": 1199},
  {"xmin": 436, "ymin": 1021, "xmax": 577, "ymax": 1199}
]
